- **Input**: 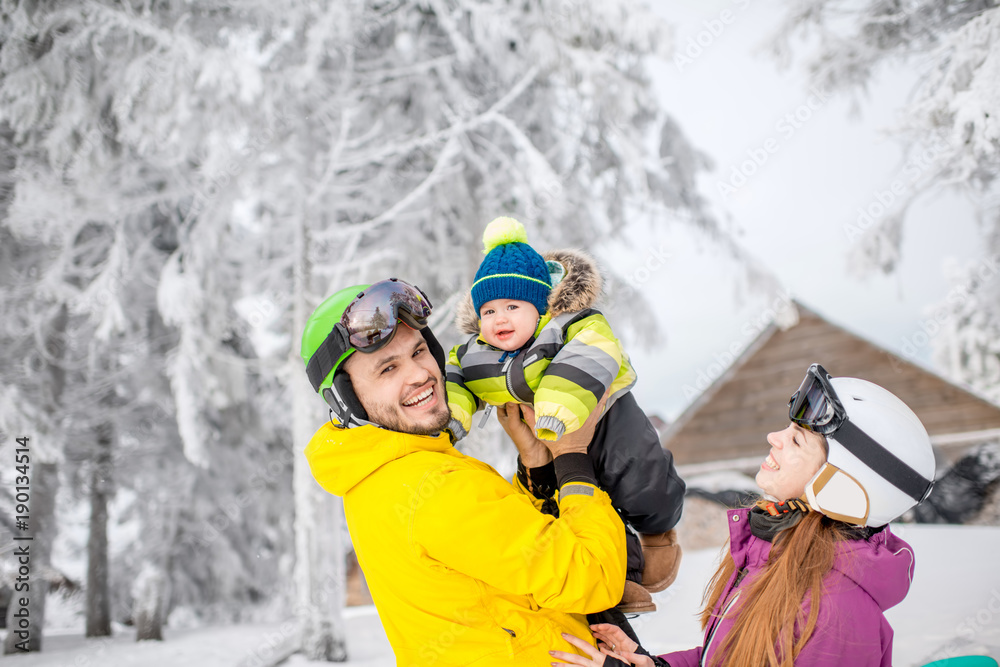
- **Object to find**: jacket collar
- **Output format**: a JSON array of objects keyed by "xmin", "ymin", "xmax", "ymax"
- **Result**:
[
  {"xmin": 305, "ymin": 422, "xmax": 453, "ymax": 496},
  {"xmin": 727, "ymin": 508, "xmax": 771, "ymax": 570},
  {"xmin": 725, "ymin": 507, "xmax": 914, "ymax": 611}
]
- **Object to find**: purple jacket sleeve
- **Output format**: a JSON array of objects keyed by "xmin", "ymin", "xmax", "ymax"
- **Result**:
[
  {"xmin": 658, "ymin": 647, "xmax": 701, "ymax": 667},
  {"xmin": 657, "ymin": 585, "xmax": 891, "ymax": 667},
  {"xmin": 790, "ymin": 584, "xmax": 891, "ymax": 667}
]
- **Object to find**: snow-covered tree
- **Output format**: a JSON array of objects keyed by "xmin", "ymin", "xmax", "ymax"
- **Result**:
[
  {"xmin": 772, "ymin": 1, "xmax": 1000, "ymax": 397},
  {"xmin": 0, "ymin": 142, "xmax": 73, "ymax": 650},
  {"xmin": 772, "ymin": 1, "xmax": 999, "ymax": 271},
  {"xmin": 2, "ymin": 0, "xmax": 734, "ymax": 660},
  {"xmin": 931, "ymin": 257, "xmax": 1000, "ymax": 404}
]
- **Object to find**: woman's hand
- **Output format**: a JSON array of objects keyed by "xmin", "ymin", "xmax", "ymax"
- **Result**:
[
  {"xmin": 549, "ymin": 632, "xmax": 608, "ymax": 666},
  {"xmin": 590, "ymin": 624, "xmax": 651, "ymax": 665},
  {"xmin": 496, "ymin": 403, "xmax": 551, "ymax": 468},
  {"xmin": 549, "ymin": 631, "xmax": 654, "ymax": 667}
]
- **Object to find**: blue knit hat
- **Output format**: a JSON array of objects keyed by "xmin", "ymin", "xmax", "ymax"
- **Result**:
[{"xmin": 471, "ymin": 217, "xmax": 551, "ymax": 316}]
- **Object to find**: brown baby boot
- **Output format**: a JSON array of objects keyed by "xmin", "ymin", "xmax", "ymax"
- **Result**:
[
  {"xmin": 618, "ymin": 580, "xmax": 657, "ymax": 614},
  {"xmin": 639, "ymin": 530, "xmax": 682, "ymax": 593}
]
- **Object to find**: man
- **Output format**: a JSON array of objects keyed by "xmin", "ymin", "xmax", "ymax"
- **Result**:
[{"xmin": 301, "ymin": 278, "xmax": 627, "ymax": 665}]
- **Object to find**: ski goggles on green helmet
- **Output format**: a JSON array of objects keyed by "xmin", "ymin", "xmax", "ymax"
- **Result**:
[{"xmin": 305, "ymin": 278, "xmax": 433, "ymax": 392}]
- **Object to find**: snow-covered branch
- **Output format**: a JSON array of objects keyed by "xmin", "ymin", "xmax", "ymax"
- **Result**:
[
  {"xmin": 334, "ymin": 65, "xmax": 540, "ymax": 169},
  {"xmin": 316, "ymin": 135, "xmax": 462, "ymax": 237}
]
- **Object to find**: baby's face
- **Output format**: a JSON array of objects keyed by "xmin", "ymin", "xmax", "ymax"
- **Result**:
[{"xmin": 479, "ymin": 299, "xmax": 539, "ymax": 351}]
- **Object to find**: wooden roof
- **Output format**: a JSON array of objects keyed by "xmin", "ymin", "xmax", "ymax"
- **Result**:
[{"xmin": 663, "ymin": 302, "xmax": 1000, "ymax": 466}]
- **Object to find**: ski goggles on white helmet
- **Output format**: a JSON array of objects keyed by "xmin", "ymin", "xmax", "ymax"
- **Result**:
[
  {"xmin": 305, "ymin": 278, "xmax": 433, "ymax": 392},
  {"xmin": 789, "ymin": 364, "xmax": 935, "ymax": 525}
]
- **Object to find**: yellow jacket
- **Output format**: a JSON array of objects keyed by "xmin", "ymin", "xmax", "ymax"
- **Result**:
[{"xmin": 305, "ymin": 422, "xmax": 626, "ymax": 665}]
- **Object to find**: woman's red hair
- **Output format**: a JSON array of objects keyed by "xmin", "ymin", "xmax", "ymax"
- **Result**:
[{"xmin": 699, "ymin": 511, "xmax": 846, "ymax": 667}]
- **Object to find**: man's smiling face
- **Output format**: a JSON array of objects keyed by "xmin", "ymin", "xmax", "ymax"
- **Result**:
[{"xmin": 343, "ymin": 323, "xmax": 450, "ymax": 435}]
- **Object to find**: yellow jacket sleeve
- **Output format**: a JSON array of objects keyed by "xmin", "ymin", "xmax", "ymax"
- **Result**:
[
  {"xmin": 534, "ymin": 313, "xmax": 624, "ymax": 441},
  {"xmin": 410, "ymin": 467, "xmax": 626, "ymax": 614},
  {"xmin": 446, "ymin": 344, "xmax": 478, "ymax": 440},
  {"xmin": 511, "ymin": 469, "xmax": 553, "ymax": 513}
]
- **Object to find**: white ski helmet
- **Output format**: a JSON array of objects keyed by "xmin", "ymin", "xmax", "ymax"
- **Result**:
[{"xmin": 789, "ymin": 365, "xmax": 936, "ymax": 527}]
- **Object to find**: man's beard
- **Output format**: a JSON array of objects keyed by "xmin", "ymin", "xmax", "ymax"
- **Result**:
[{"xmin": 367, "ymin": 380, "xmax": 451, "ymax": 436}]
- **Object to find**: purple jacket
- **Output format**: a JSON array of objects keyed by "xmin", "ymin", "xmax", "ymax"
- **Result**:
[{"xmin": 661, "ymin": 508, "xmax": 915, "ymax": 667}]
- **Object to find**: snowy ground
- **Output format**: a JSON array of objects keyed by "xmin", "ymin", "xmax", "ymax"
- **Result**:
[{"xmin": 4, "ymin": 525, "xmax": 998, "ymax": 667}]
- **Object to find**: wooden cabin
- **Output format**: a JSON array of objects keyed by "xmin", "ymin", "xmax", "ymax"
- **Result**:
[{"xmin": 663, "ymin": 301, "xmax": 1000, "ymax": 473}]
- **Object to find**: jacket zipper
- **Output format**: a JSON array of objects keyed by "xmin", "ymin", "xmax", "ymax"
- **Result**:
[
  {"xmin": 503, "ymin": 354, "xmax": 531, "ymax": 404},
  {"xmin": 502, "ymin": 627, "xmax": 516, "ymax": 657},
  {"xmin": 700, "ymin": 568, "xmax": 747, "ymax": 666}
]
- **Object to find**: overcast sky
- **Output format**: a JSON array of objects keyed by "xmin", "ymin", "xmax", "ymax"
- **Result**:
[{"xmin": 611, "ymin": 0, "xmax": 984, "ymax": 420}]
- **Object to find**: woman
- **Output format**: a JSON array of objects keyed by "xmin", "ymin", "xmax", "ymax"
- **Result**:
[{"xmin": 550, "ymin": 364, "xmax": 936, "ymax": 667}]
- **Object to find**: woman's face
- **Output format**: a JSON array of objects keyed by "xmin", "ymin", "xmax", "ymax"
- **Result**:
[{"xmin": 756, "ymin": 423, "xmax": 828, "ymax": 500}]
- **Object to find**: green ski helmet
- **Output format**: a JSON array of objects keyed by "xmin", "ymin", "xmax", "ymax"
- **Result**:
[
  {"xmin": 300, "ymin": 279, "xmax": 447, "ymax": 427},
  {"xmin": 300, "ymin": 283, "xmax": 369, "ymax": 392}
]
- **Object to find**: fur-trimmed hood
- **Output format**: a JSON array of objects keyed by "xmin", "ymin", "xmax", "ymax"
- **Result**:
[{"xmin": 456, "ymin": 248, "xmax": 603, "ymax": 336}]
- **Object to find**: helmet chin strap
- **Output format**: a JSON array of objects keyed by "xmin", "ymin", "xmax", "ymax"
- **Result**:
[{"xmin": 754, "ymin": 496, "xmax": 811, "ymax": 516}]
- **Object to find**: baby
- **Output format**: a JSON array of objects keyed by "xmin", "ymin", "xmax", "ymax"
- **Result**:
[{"xmin": 446, "ymin": 217, "xmax": 686, "ymax": 614}]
